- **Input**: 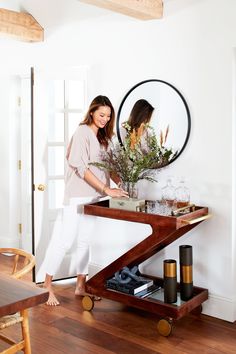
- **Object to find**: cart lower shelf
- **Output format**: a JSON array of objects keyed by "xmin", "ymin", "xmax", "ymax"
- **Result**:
[{"xmin": 82, "ymin": 276, "xmax": 208, "ymax": 336}]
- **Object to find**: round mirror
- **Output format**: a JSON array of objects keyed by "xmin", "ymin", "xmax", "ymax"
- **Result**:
[{"xmin": 116, "ymin": 79, "xmax": 191, "ymax": 165}]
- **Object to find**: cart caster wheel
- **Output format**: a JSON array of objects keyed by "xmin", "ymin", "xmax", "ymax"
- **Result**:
[
  {"xmin": 191, "ymin": 304, "xmax": 202, "ymax": 315},
  {"xmin": 82, "ymin": 295, "xmax": 94, "ymax": 311},
  {"xmin": 157, "ymin": 318, "xmax": 173, "ymax": 337}
]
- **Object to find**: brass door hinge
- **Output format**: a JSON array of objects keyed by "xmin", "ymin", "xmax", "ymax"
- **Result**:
[
  {"xmin": 18, "ymin": 160, "xmax": 22, "ymax": 170},
  {"xmin": 17, "ymin": 96, "xmax": 21, "ymax": 106},
  {"xmin": 18, "ymin": 223, "xmax": 22, "ymax": 234}
]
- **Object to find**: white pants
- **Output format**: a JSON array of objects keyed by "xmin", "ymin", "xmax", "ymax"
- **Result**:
[{"xmin": 44, "ymin": 197, "xmax": 97, "ymax": 276}]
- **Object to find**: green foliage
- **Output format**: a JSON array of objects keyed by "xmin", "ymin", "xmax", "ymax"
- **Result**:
[{"xmin": 90, "ymin": 124, "xmax": 177, "ymax": 184}]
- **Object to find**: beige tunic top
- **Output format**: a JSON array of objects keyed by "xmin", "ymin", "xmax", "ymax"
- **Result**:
[{"xmin": 63, "ymin": 124, "xmax": 110, "ymax": 205}]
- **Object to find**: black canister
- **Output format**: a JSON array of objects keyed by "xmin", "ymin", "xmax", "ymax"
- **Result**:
[
  {"xmin": 163, "ymin": 259, "xmax": 177, "ymax": 303},
  {"xmin": 179, "ymin": 245, "xmax": 193, "ymax": 300}
]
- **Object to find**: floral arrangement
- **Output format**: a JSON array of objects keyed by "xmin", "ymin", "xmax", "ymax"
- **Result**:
[{"xmin": 91, "ymin": 123, "xmax": 177, "ymax": 193}]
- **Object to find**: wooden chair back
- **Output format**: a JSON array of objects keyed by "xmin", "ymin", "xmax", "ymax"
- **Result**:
[{"xmin": 0, "ymin": 248, "xmax": 35, "ymax": 279}]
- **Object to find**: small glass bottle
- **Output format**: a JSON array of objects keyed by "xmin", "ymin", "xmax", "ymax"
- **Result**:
[
  {"xmin": 175, "ymin": 177, "xmax": 190, "ymax": 209},
  {"xmin": 161, "ymin": 177, "xmax": 175, "ymax": 208}
]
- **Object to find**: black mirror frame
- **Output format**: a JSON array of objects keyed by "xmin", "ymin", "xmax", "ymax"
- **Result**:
[{"xmin": 116, "ymin": 79, "xmax": 191, "ymax": 166}]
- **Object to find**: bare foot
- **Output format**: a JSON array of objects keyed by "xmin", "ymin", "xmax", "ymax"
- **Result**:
[
  {"xmin": 75, "ymin": 275, "xmax": 87, "ymax": 296},
  {"xmin": 75, "ymin": 286, "xmax": 86, "ymax": 296},
  {"xmin": 75, "ymin": 287, "xmax": 101, "ymax": 301},
  {"xmin": 43, "ymin": 274, "xmax": 60, "ymax": 306},
  {"xmin": 45, "ymin": 289, "xmax": 60, "ymax": 306},
  {"xmin": 75, "ymin": 274, "xmax": 101, "ymax": 301}
]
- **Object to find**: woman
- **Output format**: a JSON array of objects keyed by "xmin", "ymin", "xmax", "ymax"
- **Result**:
[{"xmin": 43, "ymin": 95, "xmax": 128, "ymax": 306}]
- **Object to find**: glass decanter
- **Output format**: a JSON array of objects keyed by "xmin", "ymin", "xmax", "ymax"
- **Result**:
[
  {"xmin": 175, "ymin": 177, "xmax": 190, "ymax": 209},
  {"xmin": 161, "ymin": 177, "xmax": 176, "ymax": 208}
]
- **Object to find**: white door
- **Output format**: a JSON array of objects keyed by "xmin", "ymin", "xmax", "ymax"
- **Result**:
[{"xmin": 32, "ymin": 66, "xmax": 88, "ymax": 283}]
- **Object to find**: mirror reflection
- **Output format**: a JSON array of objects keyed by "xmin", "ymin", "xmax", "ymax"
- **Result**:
[{"xmin": 116, "ymin": 79, "xmax": 191, "ymax": 165}]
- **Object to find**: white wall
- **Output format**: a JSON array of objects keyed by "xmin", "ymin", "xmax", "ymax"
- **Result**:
[
  {"xmin": 0, "ymin": 0, "xmax": 235, "ymax": 321},
  {"xmin": 0, "ymin": 79, "xmax": 11, "ymax": 244},
  {"xmin": 0, "ymin": 77, "xmax": 21, "ymax": 247}
]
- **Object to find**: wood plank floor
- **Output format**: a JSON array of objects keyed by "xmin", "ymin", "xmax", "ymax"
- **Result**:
[{"xmin": 1, "ymin": 278, "xmax": 236, "ymax": 353}]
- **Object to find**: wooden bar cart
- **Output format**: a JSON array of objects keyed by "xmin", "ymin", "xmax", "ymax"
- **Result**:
[{"xmin": 83, "ymin": 200, "xmax": 210, "ymax": 336}]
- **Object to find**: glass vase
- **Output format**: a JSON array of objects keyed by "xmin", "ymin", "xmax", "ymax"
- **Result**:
[{"xmin": 121, "ymin": 181, "xmax": 138, "ymax": 198}]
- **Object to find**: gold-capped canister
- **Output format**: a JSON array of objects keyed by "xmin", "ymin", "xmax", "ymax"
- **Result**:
[
  {"xmin": 179, "ymin": 245, "xmax": 193, "ymax": 300},
  {"xmin": 163, "ymin": 259, "xmax": 177, "ymax": 304}
]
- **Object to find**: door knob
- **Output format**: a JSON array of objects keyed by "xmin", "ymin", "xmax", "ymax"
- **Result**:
[{"xmin": 37, "ymin": 184, "xmax": 46, "ymax": 191}]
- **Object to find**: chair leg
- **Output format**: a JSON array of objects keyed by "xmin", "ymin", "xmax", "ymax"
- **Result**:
[{"xmin": 20, "ymin": 309, "xmax": 31, "ymax": 354}]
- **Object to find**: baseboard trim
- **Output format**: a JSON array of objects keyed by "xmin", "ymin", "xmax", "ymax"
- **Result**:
[{"xmin": 202, "ymin": 293, "xmax": 236, "ymax": 322}]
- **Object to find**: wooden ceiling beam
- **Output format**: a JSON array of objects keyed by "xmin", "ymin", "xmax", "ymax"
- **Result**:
[
  {"xmin": 80, "ymin": 0, "xmax": 163, "ymax": 20},
  {"xmin": 0, "ymin": 8, "xmax": 44, "ymax": 42}
]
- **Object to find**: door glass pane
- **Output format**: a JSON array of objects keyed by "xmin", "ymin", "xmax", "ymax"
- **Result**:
[
  {"xmin": 68, "ymin": 112, "xmax": 83, "ymax": 139},
  {"xmin": 67, "ymin": 80, "xmax": 84, "ymax": 109},
  {"xmin": 48, "ymin": 179, "xmax": 64, "ymax": 209},
  {"xmin": 48, "ymin": 112, "xmax": 64, "ymax": 142},
  {"xmin": 48, "ymin": 146, "xmax": 65, "ymax": 176}
]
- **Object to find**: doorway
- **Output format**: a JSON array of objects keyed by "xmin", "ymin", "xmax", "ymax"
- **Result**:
[{"xmin": 21, "ymin": 66, "xmax": 88, "ymax": 282}]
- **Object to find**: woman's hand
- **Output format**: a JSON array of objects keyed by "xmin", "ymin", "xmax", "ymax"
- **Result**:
[
  {"xmin": 104, "ymin": 186, "xmax": 129, "ymax": 198},
  {"xmin": 83, "ymin": 169, "xmax": 129, "ymax": 198}
]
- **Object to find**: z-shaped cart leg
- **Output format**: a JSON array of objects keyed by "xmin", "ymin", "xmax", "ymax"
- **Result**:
[{"xmin": 83, "ymin": 221, "xmax": 203, "ymax": 297}]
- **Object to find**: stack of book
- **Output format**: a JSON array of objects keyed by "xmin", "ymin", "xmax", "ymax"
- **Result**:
[{"xmin": 106, "ymin": 276, "xmax": 159, "ymax": 297}]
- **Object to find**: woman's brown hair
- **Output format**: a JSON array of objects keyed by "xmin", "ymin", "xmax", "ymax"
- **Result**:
[
  {"xmin": 81, "ymin": 95, "xmax": 115, "ymax": 149},
  {"xmin": 128, "ymin": 99, "xmax": 154, "ymax": 131}
]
